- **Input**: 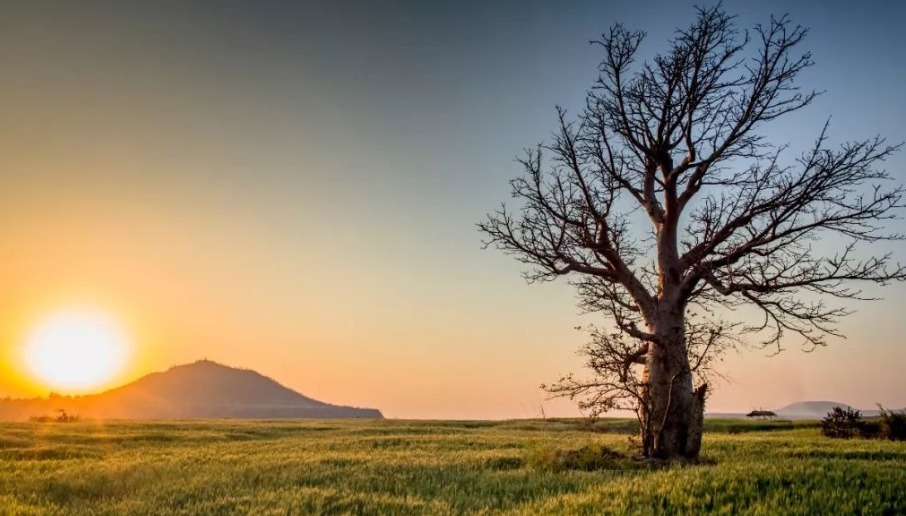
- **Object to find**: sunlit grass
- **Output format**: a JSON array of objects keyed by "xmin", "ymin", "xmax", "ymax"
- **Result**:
[{"xmin": 0, "ymin": 418, "xmax": 903, "ymax": 514}]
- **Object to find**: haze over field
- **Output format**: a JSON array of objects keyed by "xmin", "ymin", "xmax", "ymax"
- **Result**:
[
  {"xmin": 2, "ymin": 360, "xmax": 897, "ymax": 422},
  {"xmin": 1, "ymin": 0, "xmax": 905, "ymax": 419}
]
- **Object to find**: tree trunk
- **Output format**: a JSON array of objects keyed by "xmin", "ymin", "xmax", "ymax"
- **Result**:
[{"xmin": 638, "ymin": 310, "xmax": 706, "ymax": 461}]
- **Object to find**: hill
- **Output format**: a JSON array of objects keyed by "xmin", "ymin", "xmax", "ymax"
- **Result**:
[
  {"xmin": 709, "ymin": 401, "xmax": 905, "ymax": 420},
  {"xmin": 774, "ymin": 401, "xmax": 882, "ymax": 419},
  {"xmin": 0, "ymin": 360, "xmax": 382, "ymax": 420}
]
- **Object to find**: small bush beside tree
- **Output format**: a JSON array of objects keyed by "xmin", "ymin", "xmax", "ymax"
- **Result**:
[
  {"xmin": 820, "ymin": 407, "xmax": 864, "ymax": 439},
  {"xmin": 878, "ymin": 406, "xmax": 906, "ymax": 441},
  {"xmin": 820, "ymin": 405, "xmax": 906, "ymax": 440}
]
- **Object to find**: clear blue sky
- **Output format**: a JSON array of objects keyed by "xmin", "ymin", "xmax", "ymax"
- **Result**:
[{"xmin": 1, "ymin": 0, "xmax": 904, "ymax": 417}]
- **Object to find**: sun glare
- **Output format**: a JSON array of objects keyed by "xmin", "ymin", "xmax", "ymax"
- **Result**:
[{"xmin": 23, "ymin": 308, "xmax": 130, "ymax": 392}]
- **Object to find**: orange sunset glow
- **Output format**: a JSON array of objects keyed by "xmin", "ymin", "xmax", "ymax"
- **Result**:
[
  {"xmin": 2, "ymin": 2, "xmax": 906, "ymax": 512},
  {"xmin": 0, "ymin": 0, "xmax": 904, "ymax": 423},
  {"xmin": 22, "ymin": 307, "xmax": 130, "ymax": 393}
]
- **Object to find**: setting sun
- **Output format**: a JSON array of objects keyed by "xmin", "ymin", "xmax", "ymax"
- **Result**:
[{"xmin": 23, "ymin": 308, "xmax": 130, "ymax": 392}]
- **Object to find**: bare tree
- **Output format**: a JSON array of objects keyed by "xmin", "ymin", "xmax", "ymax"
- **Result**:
[
  {"xmin": 543, "ymin": 318, "xmax": 736, "ymax": 458},
  {"xmin": 479, "ymin": 5, "xmax": 904, "ymax": 460}
]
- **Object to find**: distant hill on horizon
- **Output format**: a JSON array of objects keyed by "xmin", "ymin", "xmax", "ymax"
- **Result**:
[
  {"xmin": 773, "ymin": 400, "xmax": 883, "ymax": 419},
  {"xmin": 0, "ymin": 360, "xmax": 382, "ymax": 420},
  {"xmin": 709, "ymin": 400, "xmax": 905, "ymax": 420}
]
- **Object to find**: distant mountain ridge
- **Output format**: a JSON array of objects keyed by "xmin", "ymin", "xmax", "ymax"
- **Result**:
[
  {"xmin": 774, "ymin": 401, "xmax": 887, "ymax": 419},
  {"xmin": 0, "ymin": 360, "xmax": 382, "ymax": 420},
  {"xmin": 709, "ymin": 400, "xmax": 904, "ymax": 420}
]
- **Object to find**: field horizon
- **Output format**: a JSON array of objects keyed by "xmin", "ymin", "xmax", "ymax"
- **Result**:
[{"xmin": 5, "ymin": 359, "xmax": 901, "ymax": 423}]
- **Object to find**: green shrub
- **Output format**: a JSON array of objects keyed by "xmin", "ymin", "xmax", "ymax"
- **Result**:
[
  {"xmin": 878, "ymin": 406, "xmax": 906, "ymax": 441},
  {"xmin": 859, "ymin": 420, "xmax": 882, "ymax": 439},
  {"xmin": 820, "ymin": 406, "xmax": 864, "ymax": 439}
]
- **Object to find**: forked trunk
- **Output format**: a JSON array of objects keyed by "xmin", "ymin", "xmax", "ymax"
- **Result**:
[{"xmin": 638, "ymin": 311, "xmax": 706, "ymax": 461}]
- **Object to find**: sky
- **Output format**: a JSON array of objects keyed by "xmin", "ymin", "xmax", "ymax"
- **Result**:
[{"xmin": 1, "ymin": 0, "xmax": 904, "ymax": 418}]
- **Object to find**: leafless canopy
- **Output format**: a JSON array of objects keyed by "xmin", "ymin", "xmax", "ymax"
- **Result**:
[{"xmin": 479, "ymin": 6, "xmax": 904, "ymax": 353}]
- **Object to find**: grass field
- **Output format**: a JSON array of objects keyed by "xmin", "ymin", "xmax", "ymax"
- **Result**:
[{"xmin": 1, "ymin": 418, "xmax": 904, "ymax": 514}]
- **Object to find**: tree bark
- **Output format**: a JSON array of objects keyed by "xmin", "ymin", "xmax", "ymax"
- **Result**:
[{"xmin": 639, "ymin": 309, "xmax": 706, "ymax": 461}]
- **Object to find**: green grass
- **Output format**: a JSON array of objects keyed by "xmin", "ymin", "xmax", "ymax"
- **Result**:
[{"xmin": 0, "ymin": 418, "xmax": 903, "ymax": 514}]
